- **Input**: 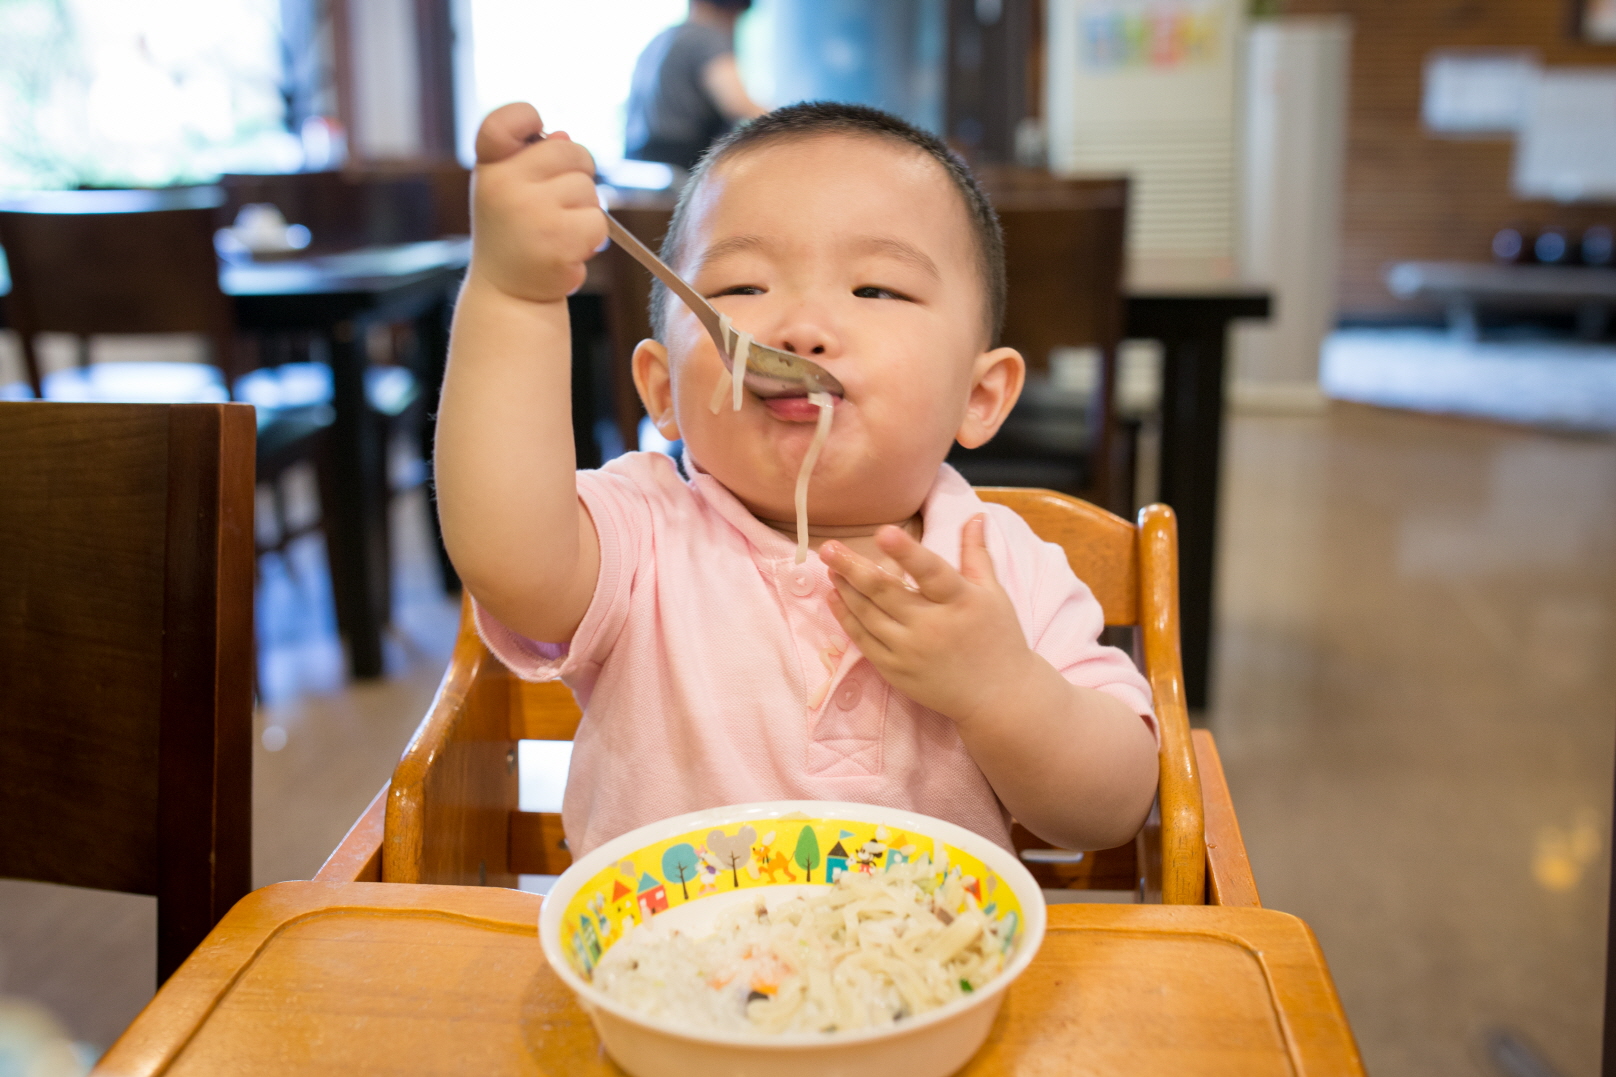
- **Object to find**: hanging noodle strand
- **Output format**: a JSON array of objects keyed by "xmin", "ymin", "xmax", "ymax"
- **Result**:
[
  {"xmin": 709, "ymin": 367, "xmax": 731, "ymax": 414},
  {"xmin": 794, "ymin": 392, "xmax": 836, "ymax": 564},
  {"xmin": 732, "ymin": 330, "xmax": 752, "ymax": 411}
]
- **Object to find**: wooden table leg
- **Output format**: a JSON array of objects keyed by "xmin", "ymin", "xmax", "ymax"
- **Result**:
[
  {"xmin": 1156, "ymin": 325, "xmax": 1224, "ymax": 711},
  {"xmin": 325, "ymin": 320, "xmax": 388, "ymax": 678},
  {"xmin": 1127, "ymin": 294, "xmax": 1269, "ymax": 711}
]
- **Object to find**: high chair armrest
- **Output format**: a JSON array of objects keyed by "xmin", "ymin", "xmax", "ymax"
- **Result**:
[
  {"xmin": 384, "ymin": 595, "xmax": 523, "ymax": 886},
  {"xmin": 315, "ymin": 783, "xmax": 387, "ymax": 883},
  {"xmin": 1191, "ymin": 729, "xmax": 1261, "ymax": 907}
]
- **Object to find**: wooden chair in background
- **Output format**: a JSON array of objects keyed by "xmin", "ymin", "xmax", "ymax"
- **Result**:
[
  {"xmin": 951, "ymin": 172, "xmax": 1132, "ymax": 513},
  {"xmin": 218, "ymin": 167, "xmax": 469, "ymax": 255},
  {"xmin": 0, "ymin": 189, "xmax": 353, "ymax": 620},
  {"xmin": 0, "ymin": 186, "xmax": 447, "ymax": 619},
  {"xmin": 318, "ymin": 491, "xmax": 1259, "ymax": 909},
  {"xmin": 0, "ymin": 188, "xmax": 241, "ymax": 400},
  {"xmin": 0, "ymin": 402, "xmax": 256, "ymax": 983}
]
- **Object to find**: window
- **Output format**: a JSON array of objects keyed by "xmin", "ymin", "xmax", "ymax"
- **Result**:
[
  {"xmin": 462, "ymin": 0, "xmax": 689, "ymax": 172},
  {"xmin": 0, "ymin": 0, "xmax": 296, "ymax": 190}
]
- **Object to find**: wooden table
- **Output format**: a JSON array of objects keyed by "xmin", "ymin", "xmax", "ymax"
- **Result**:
[
  {"xmin": 98, "ymin": 881, "xmax": 1362, "ymax": 1076},
  {"xmin": 1386, "ymin": 259, "xmax": 1616, "ymax": 340}
]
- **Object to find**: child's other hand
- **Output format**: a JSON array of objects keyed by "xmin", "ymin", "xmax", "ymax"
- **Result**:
[
  {"xmin": 470, "ymin": 102, "xmax": 606, "ymax": 305},
  {"xmin": 822, "ymin": 514, "xmax": 1034, "ymax": 724}
]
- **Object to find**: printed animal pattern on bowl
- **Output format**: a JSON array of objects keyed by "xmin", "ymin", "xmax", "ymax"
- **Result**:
[{"xmin": 560, "ymin": 816, "xmax": 1025, "ymax": 978}]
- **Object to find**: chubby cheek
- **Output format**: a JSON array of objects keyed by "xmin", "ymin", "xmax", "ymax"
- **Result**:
[
  {"xmin": 668, "ymin": 369, "xmax": 722, "ymax": 446},
  {"xmin": 668, "ymin": 364, "xmax": 764, "ymax": 467},
  {"xmin": 665, "ymin": 346, "xmax": 722, "ymax": 422},
  {"xmin": 857, "ymin": 384, "xmax": 966, "ymax": 458}
]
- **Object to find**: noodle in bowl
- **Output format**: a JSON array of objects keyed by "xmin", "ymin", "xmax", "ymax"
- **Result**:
[{"xmin": 539, "ymin": 800, "xmax": 1047, "ymax": 1077}]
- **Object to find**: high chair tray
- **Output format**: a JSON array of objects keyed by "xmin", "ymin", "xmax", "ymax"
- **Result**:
[{"xmin": 97, "ymin": 880, "xmax": 1363, "ymax": 1076}]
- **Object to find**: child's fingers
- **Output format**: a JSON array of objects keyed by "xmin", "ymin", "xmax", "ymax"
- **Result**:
[
  {"xmin": 478, "ymin": 108, "xmax": 597, "ymax": 185},
  {"xmin": 569, "ymin": 206, "xmax": 610, "ymax": 259},
  {"xmin": 476, "ymin": 102, "xmax": 546, "ymax": 164},
  {"xmin": 514, "ymin": 140, "xmax": 598, "ymax": 188},
  {"xmin": 822, "ymin": 545, "xmax": 919, "ymax": 620},
  {"xmin": 532, "ymin": 205, "xmax": 605, "ymax": 264},
  {"xmin": 819, "ymin": 540, "xmax": 903, "ymax": 592},
  {"xmin": 826, "ymin": 587, "xmax": 892, "ymax": 660},
  {"xmin": 874, "ymin": 525, "xmax": 964, "ymax": 604},
  {"xmin": 829, "ymin": 574, "xmax": 904, "ymax": 641},
  {"xmin": 548, "ymin": 168, "xmax": 604, "ymax": 210},
  {"xmin": 957, "ymin": 514, "xmax": 999, "ymax": 586}
]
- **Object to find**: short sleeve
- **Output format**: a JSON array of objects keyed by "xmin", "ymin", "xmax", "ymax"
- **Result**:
[
  {"xmin": 683, "ymin": 22, "xmax": 733, "ymax": 68},
  {"xmin": 472, "ymin": 462, "xmax": 654, "ymax": 685}
]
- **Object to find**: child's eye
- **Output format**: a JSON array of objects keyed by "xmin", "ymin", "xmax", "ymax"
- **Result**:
[
  {"xmin": 853, "ymin": 285, "xmax": 911, "ymax": 301},
  {"xmin": 710, "ymin": 284, "xmax": 764, "ymax": 297}
]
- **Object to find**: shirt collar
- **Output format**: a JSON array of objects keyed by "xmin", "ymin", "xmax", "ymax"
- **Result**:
[{"xmin": 679, "ymin": 449, "xmax": 984, "ymax": 568}]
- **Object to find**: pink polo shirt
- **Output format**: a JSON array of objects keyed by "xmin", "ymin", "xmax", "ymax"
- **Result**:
[{"xmin": 476, "ymin": 451, "xmax": 1155, "ymax": 857}]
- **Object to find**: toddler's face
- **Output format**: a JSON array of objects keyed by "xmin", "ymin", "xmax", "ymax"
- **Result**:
[{"xmin": 636, "ymin": 133, "xmax": 1022, "ymax": 527}]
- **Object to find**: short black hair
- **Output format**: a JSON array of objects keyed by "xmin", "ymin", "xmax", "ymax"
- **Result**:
[{"xmin": 649, "ymin": 101, "xmax": 1006, "ymax": 348}]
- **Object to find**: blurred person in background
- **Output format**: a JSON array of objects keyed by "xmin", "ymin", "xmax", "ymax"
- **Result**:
[{"xmin": 624, "ymin": 0, "xmax": 766, "ymax": 178}]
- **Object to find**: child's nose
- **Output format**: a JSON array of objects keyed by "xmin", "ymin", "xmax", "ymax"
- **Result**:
[{"xmin": 775, "ymin": 321, "xmax": 836, "ymax": 358}]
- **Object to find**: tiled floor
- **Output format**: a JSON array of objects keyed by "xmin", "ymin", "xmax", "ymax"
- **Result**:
[
  {"xmin": 1212, "ymin": 405, "xmax": 1613, "ymax": 1077},
  {"xmin": 1, "ymin": 402, "xmax": 1611, "ymax": 1074}
]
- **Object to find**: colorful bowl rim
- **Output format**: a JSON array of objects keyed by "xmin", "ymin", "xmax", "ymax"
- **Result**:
[{"xmin": 537, "ymin": 798, "xmax": 1048, "ymax": 1050}]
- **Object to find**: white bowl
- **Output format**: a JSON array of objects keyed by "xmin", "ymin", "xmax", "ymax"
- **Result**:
[{"xmin": 539, "ymin": 800, "xmax": 1046, "ymax": 1077}]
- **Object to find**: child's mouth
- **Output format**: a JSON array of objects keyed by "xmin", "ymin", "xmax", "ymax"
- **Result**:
[{"xmin": 764, "ymin": 394, "xmax": 841, "ymax": 422}]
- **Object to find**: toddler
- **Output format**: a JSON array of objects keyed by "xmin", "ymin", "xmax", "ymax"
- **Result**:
[{"xmin": 435, "ymin": 100, "xmax": 1158, "ymax": 858}]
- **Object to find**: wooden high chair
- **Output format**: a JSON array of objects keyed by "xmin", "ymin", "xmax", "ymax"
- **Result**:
[{"xmin": 319, "ymin": 492, "xmax": 1259, "ymax": 906}]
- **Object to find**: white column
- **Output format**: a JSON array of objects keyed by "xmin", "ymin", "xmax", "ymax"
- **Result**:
[{"xmin": 1230, "ymin": 16, "xmax": 1351, "ymax": 410}]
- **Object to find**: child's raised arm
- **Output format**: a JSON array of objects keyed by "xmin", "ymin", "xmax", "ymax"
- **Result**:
[{"xmin": 435, "ymin": 103, "xmax": 607, "ymax": 643}]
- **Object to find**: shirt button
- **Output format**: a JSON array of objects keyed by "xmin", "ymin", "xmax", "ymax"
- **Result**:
[
  {"xmin": 835, "ymin": 679, "xmax": 863, "ymax": 710},
  {"xmin": 789, "ymin": 569, "xmax": 816, "ymax": 597}
]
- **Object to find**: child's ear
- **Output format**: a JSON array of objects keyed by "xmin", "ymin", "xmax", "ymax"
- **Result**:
[
  {"xmin": 631, "ymin": 338, "xmax": 682, "ymax": 442},
  {"xmin": 955, "ymin": 346, "xmax": 1025, "ymax": 450}
]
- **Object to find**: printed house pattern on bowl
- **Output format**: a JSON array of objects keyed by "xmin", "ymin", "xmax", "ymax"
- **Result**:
[{"xmin": 561, "ymin": 814, "xmax": 1026, "ymax": 979}]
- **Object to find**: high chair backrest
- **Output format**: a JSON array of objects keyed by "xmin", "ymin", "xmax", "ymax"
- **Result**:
[
  {"xmin": 322, "ymin": 490, "xmax": 1243, "ymax": 907},
  {"xmin": 978, "ymin": 491, "xmax": 1202, "ymax": 904}
]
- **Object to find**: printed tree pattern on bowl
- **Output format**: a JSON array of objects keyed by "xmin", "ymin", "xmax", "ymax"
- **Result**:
[{"xmin": 561, "ymin": 815, "xmax": 1025, "ymax": 979}]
